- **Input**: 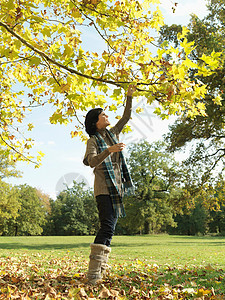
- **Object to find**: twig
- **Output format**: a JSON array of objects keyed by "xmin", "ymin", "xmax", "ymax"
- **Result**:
[
  {"xmin": 0, "ymin": 21, "xmax": 127, "ymax": 86},
  {"xmin": 0, "ymin": 134, "xmax": 38, "ymax": 165}
]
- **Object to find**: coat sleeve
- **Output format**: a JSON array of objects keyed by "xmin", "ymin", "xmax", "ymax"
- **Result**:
[
  {"xmin": 83, "ymin": 138, "xmax": 110, "ymax": 168},
  {"xmin": 110, "ymin": 95, "xmax": 132, "ymax": 135}
]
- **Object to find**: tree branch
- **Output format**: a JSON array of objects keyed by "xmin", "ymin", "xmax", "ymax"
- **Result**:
[
  {"xmin": 0, "ymin": 21, "xmax": 170, "ymax": 91},
  {"xmin": 0, "ymin": 21, "xmax": 129, "ymax": 87},
  {"xmin": 210, "ymin": 134, "xmax": 225, "ymax": 139},
  {"xmin": 0, "ymin": 134, "xmax": 38, "ymax": 166},
  {"xmin": 43, "ymin": 56, "xmax": 84, "ymax": 127},
  {"xmin": 206, "ymin": 151, "xmax": 225, "ymax": 174},
  {"xmin": 204, "ymin": 147, "xmax": 225, "ymax": 159},
  {"xmin": 0, "ymin": 54, "xmax": 35, "ymax": 65}
]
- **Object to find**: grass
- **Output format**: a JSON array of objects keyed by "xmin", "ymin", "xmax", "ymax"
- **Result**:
[
  {"xmin": 0, "ymin": 235, "xmax": 225, "ymax": 299},
  {"xmin": 0, "ymin": 234, "xmax": 225, "ymax": 266}
]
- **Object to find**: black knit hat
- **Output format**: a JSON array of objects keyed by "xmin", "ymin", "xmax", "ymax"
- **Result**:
[{"xmin": 84, "ymin": 108, "xmax": 103, "ymax": 136}]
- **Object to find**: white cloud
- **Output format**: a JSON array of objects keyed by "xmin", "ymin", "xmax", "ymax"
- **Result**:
[
  {"xmin": 47, "ymin": 141, "xmax": 55, "ymax": 145},
  {"xmin": 33, "ymin": 141, "xmax": 45, "ymax": 147}
]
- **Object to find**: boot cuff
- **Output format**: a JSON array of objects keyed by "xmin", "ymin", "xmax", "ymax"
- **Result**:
[{"xmin": 90, "ymin": 243, "xmax": 109, "ymax": 251}]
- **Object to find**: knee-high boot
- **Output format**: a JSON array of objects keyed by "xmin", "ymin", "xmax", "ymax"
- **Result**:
[
  {"xmin": 86, "ymin": 243, "xmax": 108, "ymax": 285},
  {"xmin": 101, "ymin": 246, "xmax": 111, "ymax": 276}
]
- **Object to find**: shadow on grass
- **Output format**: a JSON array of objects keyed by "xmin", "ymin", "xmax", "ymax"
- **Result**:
[
  {"xmin": 2, "ymin": 241, "xmax": 225, "ymax": 250},
  {"xmin": 0, "ymin": 242, "xmax": 90, "ymax": 250},
  {"xmin": 113, "ymin": 241, "xmax": 225, "ymax": 247},
  {"xmin": 172, "ymin": 235, "xmax": 225, "ymax": 240},
  {"xmin": 1, "ymin": 235, "xmax": 225, "ymax": 250}
]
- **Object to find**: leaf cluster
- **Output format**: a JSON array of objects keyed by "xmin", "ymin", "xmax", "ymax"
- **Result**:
[
  {"xmin": 0, "ymin": 0, "xmax": 222, "ymax": 163},
  {"xmin": 0, "ymin": 239, "xmax": 225, "ymax": 299}
]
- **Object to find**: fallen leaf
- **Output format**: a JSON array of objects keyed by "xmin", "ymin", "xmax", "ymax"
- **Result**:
[{"xmin": 99, "ymin": 287, "xmax": 111, "ymax": 298}]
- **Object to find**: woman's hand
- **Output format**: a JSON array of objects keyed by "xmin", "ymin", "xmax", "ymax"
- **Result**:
[
  {"xmin": 108, "ymin": 143, "xmax": 126, "ymax": 153},
  {"xmin": 127, "ymin": 84, "xmax": 136, "ymax": 97}
]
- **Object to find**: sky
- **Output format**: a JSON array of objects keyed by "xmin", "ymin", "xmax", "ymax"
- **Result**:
[{"xmin": 6, "ymin": 0, "xmax": 209, "ymax": 199}]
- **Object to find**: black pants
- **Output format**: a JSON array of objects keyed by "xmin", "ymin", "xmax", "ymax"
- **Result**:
[{"xmin": 94, "ymin": 195, "xmax": 118, "ymax": 247}]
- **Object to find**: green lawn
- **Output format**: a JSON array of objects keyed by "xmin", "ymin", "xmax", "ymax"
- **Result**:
[{"xmin": 0, "ymin": 235, "xmax": 224, "ymax": 299}]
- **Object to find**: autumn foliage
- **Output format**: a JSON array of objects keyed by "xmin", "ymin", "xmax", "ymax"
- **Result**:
[
  {"xmin": 0, "ymin": 0, "xmax": 222, "ymax": 165},
  {"xmin": 0, "ymin": 236, "xmax": 225, "ymax": 299}
]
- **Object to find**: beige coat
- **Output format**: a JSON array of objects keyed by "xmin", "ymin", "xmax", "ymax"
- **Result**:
[{"xmin": 83, "ymin": 96, "xmax": 132, "ymax": 197}]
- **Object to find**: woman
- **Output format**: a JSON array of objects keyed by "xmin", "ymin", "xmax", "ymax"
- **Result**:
[{"xmin": 83, "ymin": 85, "xmax": 136, "ymax": 284}]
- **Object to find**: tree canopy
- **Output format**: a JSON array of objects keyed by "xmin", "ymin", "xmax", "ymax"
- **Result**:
[
  {"xmin": 0, "ymin": 0, "xmax": 222, "ymax": 165},
  {"xmin": 48, "ymin": 181, "xmax": 98, "ymax": 236},
  {"xmin": 160, "ymin": 0, "xmax": 225, "ymax": 187}
]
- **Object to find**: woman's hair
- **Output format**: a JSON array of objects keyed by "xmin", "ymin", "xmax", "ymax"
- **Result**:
[{"xmin": 84, "ymin": 108, "xmax": 103, "ymax": 136}]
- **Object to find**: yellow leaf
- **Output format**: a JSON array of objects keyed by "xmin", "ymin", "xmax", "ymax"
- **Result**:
[
  {"xmin": 213, "ymin": 95, "xmax": 222, "ymax": 106},
  {"xmin": 196, "ymin": 288, "xmax": 211, "ymax": 296},
  {"xmin": 109, "ymin": 104, "xmax": 117, "ymax": 111},
  {"xmin": 136, "ymin": 107, "xmax": 143, "ymax": 113},
  {"xmin": 71, "ymin": 131, "xmax": 78, "ymax": 138},
  {"xmin": 27, "ymin": 123, "xmax": 34, "ymax": 131},
  {"xmin": 183, "ymin": 58, "xmax": 198, "ymax": 69},
  {"xmin": 177, "ymin": 26, "xmax": 190, "ymax": 40}
]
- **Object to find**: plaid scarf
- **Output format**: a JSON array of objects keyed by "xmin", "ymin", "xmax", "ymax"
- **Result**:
[{"xmin": 94, "ymin": 129, "xmax": 134, "ymax": 218}]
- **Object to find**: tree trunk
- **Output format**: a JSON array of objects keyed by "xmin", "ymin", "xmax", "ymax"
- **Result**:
[
  {"xmin": 144, "ymin": 220, "xmax": 150, "ymax": 234},
  {"xmin": 15, "ymin": 225, "xmax": 18, "ymax": 236}
]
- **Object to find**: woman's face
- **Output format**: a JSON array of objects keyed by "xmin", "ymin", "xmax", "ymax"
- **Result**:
[{"xmin": 96, "ymin": 111, "xmax": 110, "ymax": 130}]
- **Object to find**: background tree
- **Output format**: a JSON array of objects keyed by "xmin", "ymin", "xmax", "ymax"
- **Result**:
[
  {"xmin": 168, "ymin": 174, "xmax": 225, "ymax": 236},
  {"xmin": 168, "ymin": 200, "xmax": 209, "ymax": 236},
  {"xmin": 0, "ymin": 146, "xmax": 21, "ymax": 235},
  {"xmin": 118, "ymin": 141, "xmax": 180, "ymax": 234},
  {"xmin": 0, "ymin": 180, "xmax": 20, "ymax": 235},
  {"xmin": 36, "ymin": 188, "xmax": 51, "ymax": 216},
  {"xmin": 48, "ymin": 181, "xmax": 98, "ymax": 236},
  {"xmin": 3, "ymin": 184, "xmax": 48, "ymax": 236},
  {"xmin": 0, "ymin": 148, "xmax": 21, "ymax": 179},
  {"xmin": 201, "ymin": 175, "xmax": 225, "ymax": 234},
  {"xmin": 36, "ymin": 189, "xmax": 53, "ymax": 235},
  {"xmin": 208, "ymin": 205, "xmax": 225, "ymax": 235},
  {"xmin": 0, "ymin": 0, "xmax": 221, "ymax": 165},
  {"xmin": 160, "ymin": 0, "xmax": 225, "ymax": 190}
]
